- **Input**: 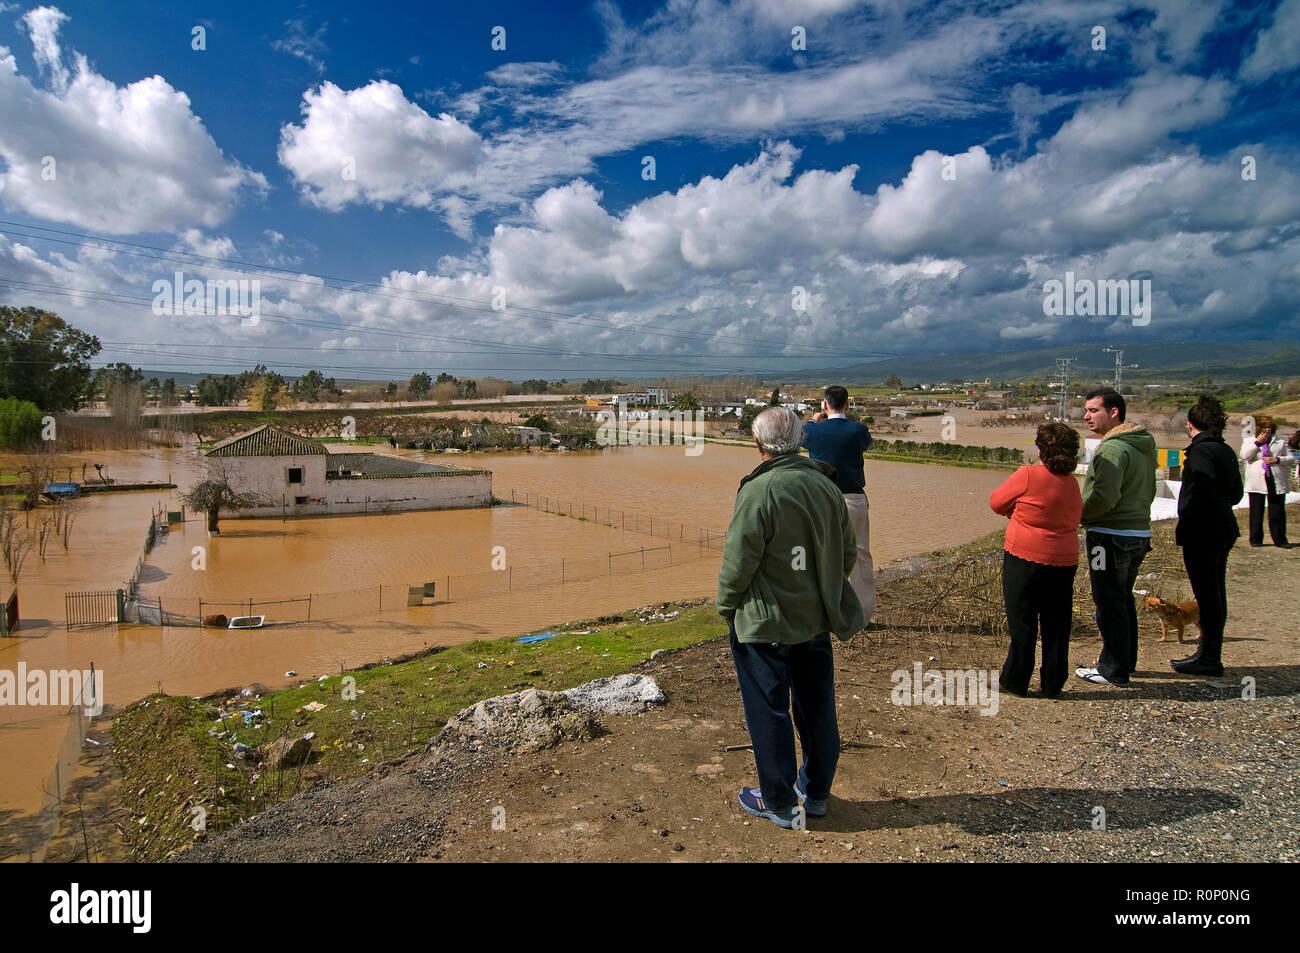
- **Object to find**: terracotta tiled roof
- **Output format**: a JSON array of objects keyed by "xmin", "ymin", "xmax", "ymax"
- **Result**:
[{"xmin": 206, "ymin": 424, "xmax": 326, "ymax": 457}]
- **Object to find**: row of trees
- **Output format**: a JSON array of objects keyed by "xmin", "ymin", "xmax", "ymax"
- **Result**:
[{"xmin": 0, "ymin": 307, "xmax": 638, "ymax": 416}]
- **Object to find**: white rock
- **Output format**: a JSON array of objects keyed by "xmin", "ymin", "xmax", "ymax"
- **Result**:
[{"xmin": 564, "ymin": 674, "xmax": 666, "ymax": 715}]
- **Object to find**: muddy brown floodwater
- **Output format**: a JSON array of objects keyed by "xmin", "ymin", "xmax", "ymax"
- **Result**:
[{"xmin": 0, "ymin": 442, "xmax": 1009, "ymax": 847}]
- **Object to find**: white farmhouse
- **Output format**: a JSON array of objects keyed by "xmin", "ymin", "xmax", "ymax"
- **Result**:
[{"xmin": 204, "ymin": 424, "xmax": 492, "ymax": 517}]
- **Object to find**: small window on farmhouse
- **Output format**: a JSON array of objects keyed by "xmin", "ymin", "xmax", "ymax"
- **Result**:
[
  {"xmin": 295, "ymin": 496, "xmax": 308, "ymax": 505},
  {"xmin": 287, "ymin": 467, "xmax": 303, "ymax": 485}
]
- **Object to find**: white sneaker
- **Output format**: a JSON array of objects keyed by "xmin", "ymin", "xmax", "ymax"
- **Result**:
[{"xmin": 1075, "ymin": 667, "xmax": 1113, "ymax": 684}]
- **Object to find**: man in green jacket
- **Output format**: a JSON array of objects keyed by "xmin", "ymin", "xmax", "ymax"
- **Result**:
[
  {"xmin": 1075, "ymin": 388, "xmax": 1157, "ymax": 687},
  {"xmin": 717, "ymin": 406, "xmax": 864, "ymax": 828}
]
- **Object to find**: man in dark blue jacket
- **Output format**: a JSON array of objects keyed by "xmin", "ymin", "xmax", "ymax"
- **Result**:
[{"xmin": 802, "ymin": 385, "xmax": 875, "ymax": 624}]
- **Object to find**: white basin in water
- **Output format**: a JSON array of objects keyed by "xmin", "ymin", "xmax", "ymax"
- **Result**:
[{"xmin": 228, "ymin": 615, "xmax": 265, "ymax": 629}]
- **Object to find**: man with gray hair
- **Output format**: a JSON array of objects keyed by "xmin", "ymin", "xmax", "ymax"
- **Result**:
[{"xmin": 717, "ymin": 406, "xmax": 864, "ymax": 829}]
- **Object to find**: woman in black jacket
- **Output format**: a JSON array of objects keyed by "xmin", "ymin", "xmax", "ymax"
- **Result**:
[{"xmin": 1171, "ymin": 395, "xmax": 1244, "ymax": 676}]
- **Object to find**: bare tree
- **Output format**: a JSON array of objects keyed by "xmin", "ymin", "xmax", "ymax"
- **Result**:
[
  {"xmin": 0, "ymin": 497, "xmax": 30, "ymax": 584},
  {"xmin": 178, "ymin": 462, "xmax": 271, "ymax": 535},
  {"xmin": 15, "ymin": 462, "xmax": 57, "ymax": 511},
  {"xmin": 107, "ymin": 380, "xmax": 144, "ymax": 432}
]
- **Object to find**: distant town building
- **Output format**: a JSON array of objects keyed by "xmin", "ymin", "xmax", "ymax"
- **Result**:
[
  {"xmin": 611, "ymin": 389, "xmax": 670, "ymax": 406},
  {"xmin": 509, "ymin": 425, "xmax": 547, "ymax": 446}
]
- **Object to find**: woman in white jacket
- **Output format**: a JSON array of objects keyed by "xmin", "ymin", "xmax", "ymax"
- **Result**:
[{"xmin": 1240, "ymin": 415, "xmax": 1292, "ymax": 548}]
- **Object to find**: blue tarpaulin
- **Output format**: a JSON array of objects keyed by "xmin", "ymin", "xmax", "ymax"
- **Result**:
[
  {"xmin": 43, "ymin": 482, "xmax": 81, "ymax": 499},
  {"xmin": 517, "ymin": 633, "xmax": 561, "ymax": 644}
]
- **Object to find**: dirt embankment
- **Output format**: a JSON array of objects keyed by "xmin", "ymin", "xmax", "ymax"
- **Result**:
[{"xmin": 172, "ymin": 506, "xmax": 1300, "ymax": 863}]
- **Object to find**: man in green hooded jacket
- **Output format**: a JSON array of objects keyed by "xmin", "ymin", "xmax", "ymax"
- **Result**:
[
  {"xmin": 1076, "ymin": 388, "xmax": 1157, "ymax": 686},
  {"xmin": 717, "ymin": 406, "xmax": 864, "ymax": 829}
]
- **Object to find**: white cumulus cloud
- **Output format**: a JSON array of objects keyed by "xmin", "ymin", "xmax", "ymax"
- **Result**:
[
  {"xmin": 277, "ymin": 80, "xmax": 484, "ymax": 231},
  {"xmin": 0, "ymin": 8, "xmax": 266, "ymax": 233}
]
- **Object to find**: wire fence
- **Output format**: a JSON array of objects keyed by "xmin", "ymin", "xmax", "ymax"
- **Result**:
[
  {"xmin": 498, "ymin": 487, "xmax": 729, "ymax": 548},
  {"xmin": 125, "ymin": 505, "xmax": 170, "ymax": 599},
  {"xmin": 124, "ymin": 487, "xmax": 731, "ymax": 627},
  {"xmin": 1, "ymin": 668, "xmax": 99, "ymax": 862}
]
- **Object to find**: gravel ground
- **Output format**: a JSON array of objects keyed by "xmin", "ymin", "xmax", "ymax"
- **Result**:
[{"xmin": 176, "ymin": 511, "xmax": 1300, "ymax": 863}]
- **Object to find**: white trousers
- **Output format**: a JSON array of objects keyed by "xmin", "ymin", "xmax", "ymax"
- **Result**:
[{"xmin": 843, "ymin": 493, "xmax": 876, "ymax": 622}]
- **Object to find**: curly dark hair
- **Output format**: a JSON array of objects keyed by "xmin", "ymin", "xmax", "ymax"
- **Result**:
[
  {"xmin": 1288, "ymin": 430, "xmax": 1299, "ymax": 451},
  {"xmin": 1035, "ymin": 422, "xmax": 1080, "ymax": 475},
  {"xmin": 1187, "ymin": 394, "xmax": 1228, "ymax": 436}
]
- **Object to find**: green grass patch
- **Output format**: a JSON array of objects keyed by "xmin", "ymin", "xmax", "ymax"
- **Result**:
[
  {"xmin": 113, "ymin": 600, "xmax": 723, "ymax": 859},
  {"xmin": 866, "ymin": 453, "xmax": 1019, "ymax": 471}
]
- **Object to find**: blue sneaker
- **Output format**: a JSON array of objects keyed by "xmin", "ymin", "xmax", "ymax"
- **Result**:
[
  {"xmin": 738, "ymin": 787, "xmax": 801, "ymax": 829},
  {"xmin": 794, "ymin": 776, "xmax": 828, "ymax": 817}
]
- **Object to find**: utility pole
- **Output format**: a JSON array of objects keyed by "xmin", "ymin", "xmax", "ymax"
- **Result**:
[
  {"xmin": 1055, "ymin": 358, "xmax": 1075, "ymax": 422},
  {"xmin": 1103, "ymin": 346, "xmax": 1137, "ymax": 393}
]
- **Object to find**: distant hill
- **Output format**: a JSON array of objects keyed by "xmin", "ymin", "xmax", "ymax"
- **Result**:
[{"xmin": 772, "ymin": 340, "xmax": 1300, "ymax": 385}]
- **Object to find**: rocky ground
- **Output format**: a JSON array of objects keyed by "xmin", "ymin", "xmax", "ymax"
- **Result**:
[{"xmin": 175, "ymin": 507, "xmax": 1299, "ymax": 863}]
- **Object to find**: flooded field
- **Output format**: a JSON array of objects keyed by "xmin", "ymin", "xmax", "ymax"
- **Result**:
[
  {"xmin": 883, "ymin": 407, "xmax": 1188, "ymax": 453},
  {"xmin": 0, "ymin": 441, "xmax": 1011, "ymax": 847}
]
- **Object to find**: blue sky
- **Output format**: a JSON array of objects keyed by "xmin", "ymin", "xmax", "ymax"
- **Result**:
[{"xmin": 1, "ymin": 0, "xmax": 1298, "ymax": 382}]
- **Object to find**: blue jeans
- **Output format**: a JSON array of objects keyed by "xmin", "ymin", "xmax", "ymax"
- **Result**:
[
  {"xmin": 1086, "ymin": 531, "xmax": 1151, "ymax": 683},
  {"xmin": 729, "ymin": 625, "xmax": 839, "ymax": 812}
]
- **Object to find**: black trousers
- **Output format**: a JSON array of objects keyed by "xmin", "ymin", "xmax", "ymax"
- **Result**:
[
  {"xmin": 1182, "ymin": 540, "xmax": 1232, "ymax": 666},
  {"xmin": 1247, "ymin": 477, "xmax": 1288, "ymax": 546},
  {"xmin": 1000, "ymin": 552, "xmax": 1077, "ymax": 696},
  {"xmin": 1086, "ymin": 531, "xmax": 1151, "ymax": 684},
  {"xmin": 729, "ymin": 626, "xmax": 839, "ymax": 811}
]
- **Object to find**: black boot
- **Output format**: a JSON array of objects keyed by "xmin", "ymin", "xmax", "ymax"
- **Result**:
[{"xmin": 1171, "ymin": 641, "xmax": 1224, "ymax": 676}]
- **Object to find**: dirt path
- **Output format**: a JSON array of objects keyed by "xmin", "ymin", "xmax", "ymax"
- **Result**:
[{"xmin": 180, "ymin": 508, "xmax": 1300, "ymax": 863}]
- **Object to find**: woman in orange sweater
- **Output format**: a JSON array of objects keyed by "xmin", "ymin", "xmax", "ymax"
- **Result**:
[{"xmin": 990, "ymin": 422, "xmax": 1083, "ymax": 697}]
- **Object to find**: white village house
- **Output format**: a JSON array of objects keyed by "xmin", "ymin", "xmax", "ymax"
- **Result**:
[{"xmin": 204, "ymin": 424, "xmax": 492, "ymax": 517}]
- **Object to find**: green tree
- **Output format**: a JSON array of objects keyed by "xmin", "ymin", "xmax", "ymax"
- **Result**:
[
  {"xmin": 408, "ymin": 372, "xmax": 433, "ymax": 398},
  {"xmin": 291, "ymin": 369, "xmax": 331, "ymax": 403},
  {"xmin": 884, "ymin": 374, "xmax": 903, "ymax": 389},
  {"xmin": 522, "ymin": 413, "xmax": 552, "ymax": 432},
  {"xmin": 195, "ymin": 374, "xmax": 239, "ymax": 406},
  {"xmin": 95, "ymin": 362, "xmax": 144, "ymax": 390},
  {"xmin": 160, "ymin": 378, "xmax": 179, "ymax": 407},
  {"xmin": 669, "ymin": 391, "xmax": 701, "ymax": 411},
  {"xmin": 0, "ymin": 397, "xmax": 44, "ymax": 449},
  {"xmin": 739, "ymin": 404, "xmax": 762, "ymax": 434},
  {"xmin": 769, "ymin": 387, "xmax": 780, "ymax": 406},
  {"xmin": 0, "ymin": 307, "xmax": 101, "ymax": 413}
]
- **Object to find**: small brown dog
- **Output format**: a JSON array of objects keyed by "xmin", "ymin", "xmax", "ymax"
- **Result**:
[{"xmin": 1143, "ymin": 596, "xmax": 1201, "ymax": 643}]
